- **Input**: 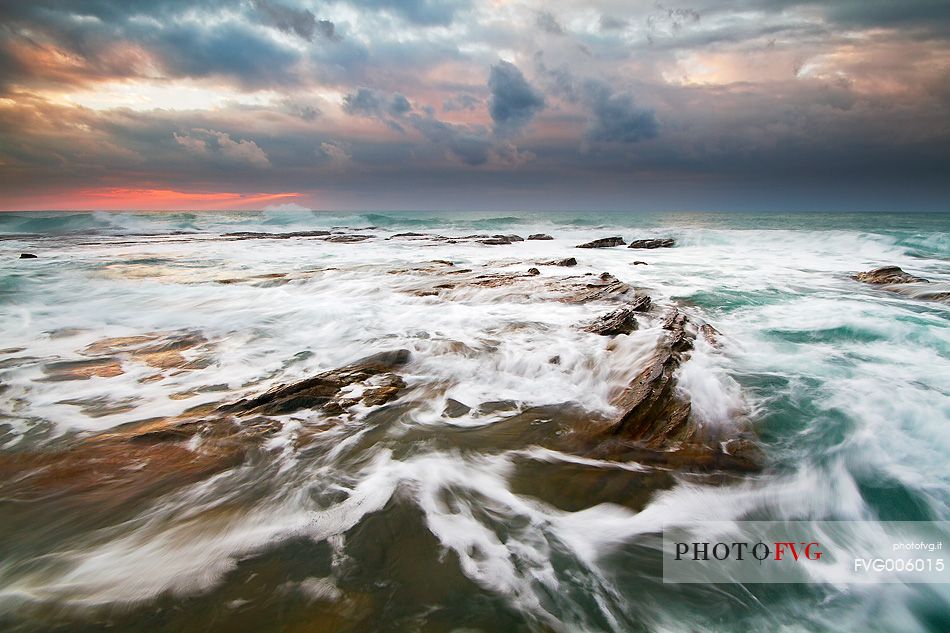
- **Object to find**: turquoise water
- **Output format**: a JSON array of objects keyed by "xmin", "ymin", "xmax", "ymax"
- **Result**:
[{"xmin": 0, "ymin": 210, "xmax": 948, "ymax": 632}]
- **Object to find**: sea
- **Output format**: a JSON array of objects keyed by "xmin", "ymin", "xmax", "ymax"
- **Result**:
[{"xmin": 0, "ymin": 210, "xmax": 948, "ymax": 632}]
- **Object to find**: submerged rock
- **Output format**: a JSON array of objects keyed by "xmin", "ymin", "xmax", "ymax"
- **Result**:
[
  {"xmin": 576, "ymin": 236, "xmax": 626, "ymax": 248},
  {"xmin": 527, "ymin": 234, "xmax": 554, "ymax": 240},
  {"xmin": 852, "ymin": 266, "xmax": 928, "ymax": 285},
  {"xmin": 220, "ymin": 349, "xmax": 411, "ymax": 416},
  {"xmin": 628, "ymin": 238, "xmax": 674, "ymax": 249}
]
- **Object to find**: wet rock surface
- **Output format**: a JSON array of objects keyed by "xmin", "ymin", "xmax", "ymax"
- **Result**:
[
  {"xmin": 628, "ymin": 238, "xmax": 674, "ymax": 249},
  {"xmin": 581, "ymin": 308, "xmax": 639, "ymax": 336},
  {"xmin": 576, "ymin": 236, "xmax": 626, "ymax": 248},
  {"xmin": 852, "ymin": 266, "xmax": 928, "ymax": 285},
  {"xmin": 539, "ymin": 257, "xmax": 576, "ymax": 266},
  {"xmin": 527, "ymin": 233, "xmax": 553, "ymax": 240},
  {"xmin": 220, "ymin": 349, "xmax": 411, "ymax": 416},
  {"xmin": 19, "ymin": 253, "xmax": 38, "ymax": 259}
]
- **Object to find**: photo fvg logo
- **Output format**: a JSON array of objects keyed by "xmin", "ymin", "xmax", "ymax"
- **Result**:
[
  {"xmin": 662, "ymin": 521, "xmax": 949, "ymax": 584},
  {"xmin": 674, "ymin": 541, "xmax": 823, "ymax": 562}
]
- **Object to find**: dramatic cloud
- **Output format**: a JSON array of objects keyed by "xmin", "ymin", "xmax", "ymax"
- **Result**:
[
  {"xmin": 0, "ymin": 0, "xmax": 948, "ymax": 210},
  {"xmin": 254, "ymin": 0, "xmax": 339, "ymax": 42},
  {"xmin": 583, "ymin": 81, "xmax": 659, "ymax": 144},
  {"xmin": 488, "ymin": 61, "xmax": 545, "ymax": 135}
]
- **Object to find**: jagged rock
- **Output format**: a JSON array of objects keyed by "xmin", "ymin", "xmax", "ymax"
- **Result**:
[
  {"xmin": 562, "ymin": 276, "xmax": 633, "ymax": 303},
  {"xmin": 577, "ymin": 237, "xmax": 626, "ymax": 248},
  {"xmin": 628, "ymin": 238, "xmax": 674, "ymax": 249},
  {"xmin": 582, "ymin": 308, "xmax": 639, "ymax": 336},
  {"xmin": 852, "ymin": 266, "xmax": 928, "ymax": 285},
  {"xmin": 19, "ymin": 253, "xmax": 37, "ymax": 259},
  {"xmin": 700, "ymin": 323, "xmax": 721, "ymax": 347},
  {"xmin": 629, "ymin": 294, "xmax": 652, "ymax": 312},
  {"xmin": 220, "ymin": 349, "xmax": 410, "ymax": 416},
  {"xmin": 527, "ymin": 267, "xmax": 540, "ymax": 275},
  {"xmin": 607, "ymin": 309, "xmax": 695, "ymax": 447},
  {"xmin": 222, "ymin": 230, "xmax": 331, "ymax": 239},
  {"xmin": 539, "ymin": 257, "xmax": 577, "ymax": 266},
  {"xmin": 527, "ymin": 234, "xmax": 554, "ymax": 240}
]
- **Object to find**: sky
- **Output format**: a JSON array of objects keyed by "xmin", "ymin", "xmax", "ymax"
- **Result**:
[{"xmin": 0, "ymin": 0, "xmax": 948, "ymax": 212}]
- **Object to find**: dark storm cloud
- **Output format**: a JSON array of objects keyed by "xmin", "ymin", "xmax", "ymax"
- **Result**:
[
  {"xmin": 584, "ymin": 80, "xmax": 659, "ymax": 143},
  {"xmin": 343, "ymin": 88, "xmax": 413, "ymax": 118},
  {"xmin": 253, "ymin": 0, "xmax": 339, "ymax": 42},
  {"xmin": 488, "ymin": 61, "xmax": 545, "ymax": 135}
]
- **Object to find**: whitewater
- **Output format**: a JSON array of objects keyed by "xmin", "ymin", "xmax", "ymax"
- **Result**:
[{"xmin": 0, "ymin": 210, "xmax": 948, "ymax": 632}]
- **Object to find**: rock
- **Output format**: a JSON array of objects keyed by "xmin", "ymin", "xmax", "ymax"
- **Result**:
[
  {"xmin": 581, "ymin": 308, "xmax": 638, "ymax": 336},
  {"xmin": 219, "ymin": 349, "xmax": 410, "ymax": 416},
  {"xmin": 430, "ymin": 260, "xmax": 454, "ymax": 266},
  {"xmin": 19, "ymin": 253, "xmax": 37, "ymax": 259},
  {"xmin": 700, "ymin": 323, "xmax": 721, "ymax": 347},
  {"xmin": 502, "ymin": 234, "xmax": 524, "ymax": 242},
  {"xmin": 223, "ymin": 230, "xmax": 331, "ymax": 239},
  {"xmin": 527, "ymin": 267, "xmax": 540, "ymax": 275},
  {"xmin": 629, "ymin": 294, "xmax": 652, "ymax": 312},
  {"xmin": 442, "ymin": 398, "xmax": 471, "ymax": 418},
  {"xmin": 576, "ymin": 236, "xmax": 626, "ymax": 248},
  {"xmin": 539, "ymin": 257, "xmax": 577, "ymax": 267},
  {"xmin": 43, "ymin": 358, "xmax": 125, "ymax": 381},
  {"xmin": 479, "ymin": 238, "xmax": 511, "ymax": 245},
  {"xmin": 390, "ymin": 232, "xmax": 428, "ymax": 238},
  {"xmin": 852, "ymin": 266, "xmax": 928, "ymax": 285},
  {"xmin": 632, "ymin": 261, "xmax": 648, "ymax": 265},
  {"xmin": 527, "ymin": 234, "xmax": 554, "ymax": 240},
  {"xmin": 324, "ymin": 234, "xmax": 374, "ymax": 243},
  {"xmin": 562, "ymin": 277, "xmax": 634, "ymax": 303},
  {"xmin": 608, "ymin": 309, "xmax": 695, "ymax": 447},
  {"xmin": 628, "ymin": 238, "xmax": 674, "ymax": 249}
]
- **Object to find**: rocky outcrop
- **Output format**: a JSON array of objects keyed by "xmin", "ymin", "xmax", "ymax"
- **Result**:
[
  {"xmin": 628, "ymin": 238, "xmax": 674, "ymax": 249},
  {"xmin": 222, "ymin": 230, "xmax": 331, "ymax": 239},
  {"xmin": 582, "ymin": 308, "xmax": 639, "ymax": 336},
  {"xmin": 607, "ymin": 309, "xmax": 695, "ymax": 447},
  {"xmin": 852, "ymin": 266, "xmax": 928, "ymax": 285},
  {"xmin": 219, "ymin": 349, "xmax": 410, "ymax": 416},
  {"xmin": 324, "ymin": 234, "xmax": 374, "ymax": 243},
  {"xmin": 577, "ymin": 236, "xmax": 626, "ymax": 248},
  {"xmin": 539, "ymin": 257, "xmax": 576, "ymax": 267},
  {"xmin": 527, "ymin": 234, "xmax": 553, "ymax": 240}
]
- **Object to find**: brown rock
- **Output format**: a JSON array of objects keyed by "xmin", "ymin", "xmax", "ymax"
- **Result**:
[
  {"xmin": 581, "ymin": 308, "xmax": 638, "ymax": 336},
  {"xmin": 527, "ymin": 267, "xmax": 540, "ymax": 275},
  {"xmin": 852, "ymin": 266, "xmax": 928, "ymax": 285},
  {"xmin": 219, "ymin": 349, "xmax": 410, "ymax": 416}
]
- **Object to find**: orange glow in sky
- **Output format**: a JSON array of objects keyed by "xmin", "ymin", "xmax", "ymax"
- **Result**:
[{"xmin": 0, "ymin": 188, "xmax": 305, "ymax": 211}]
